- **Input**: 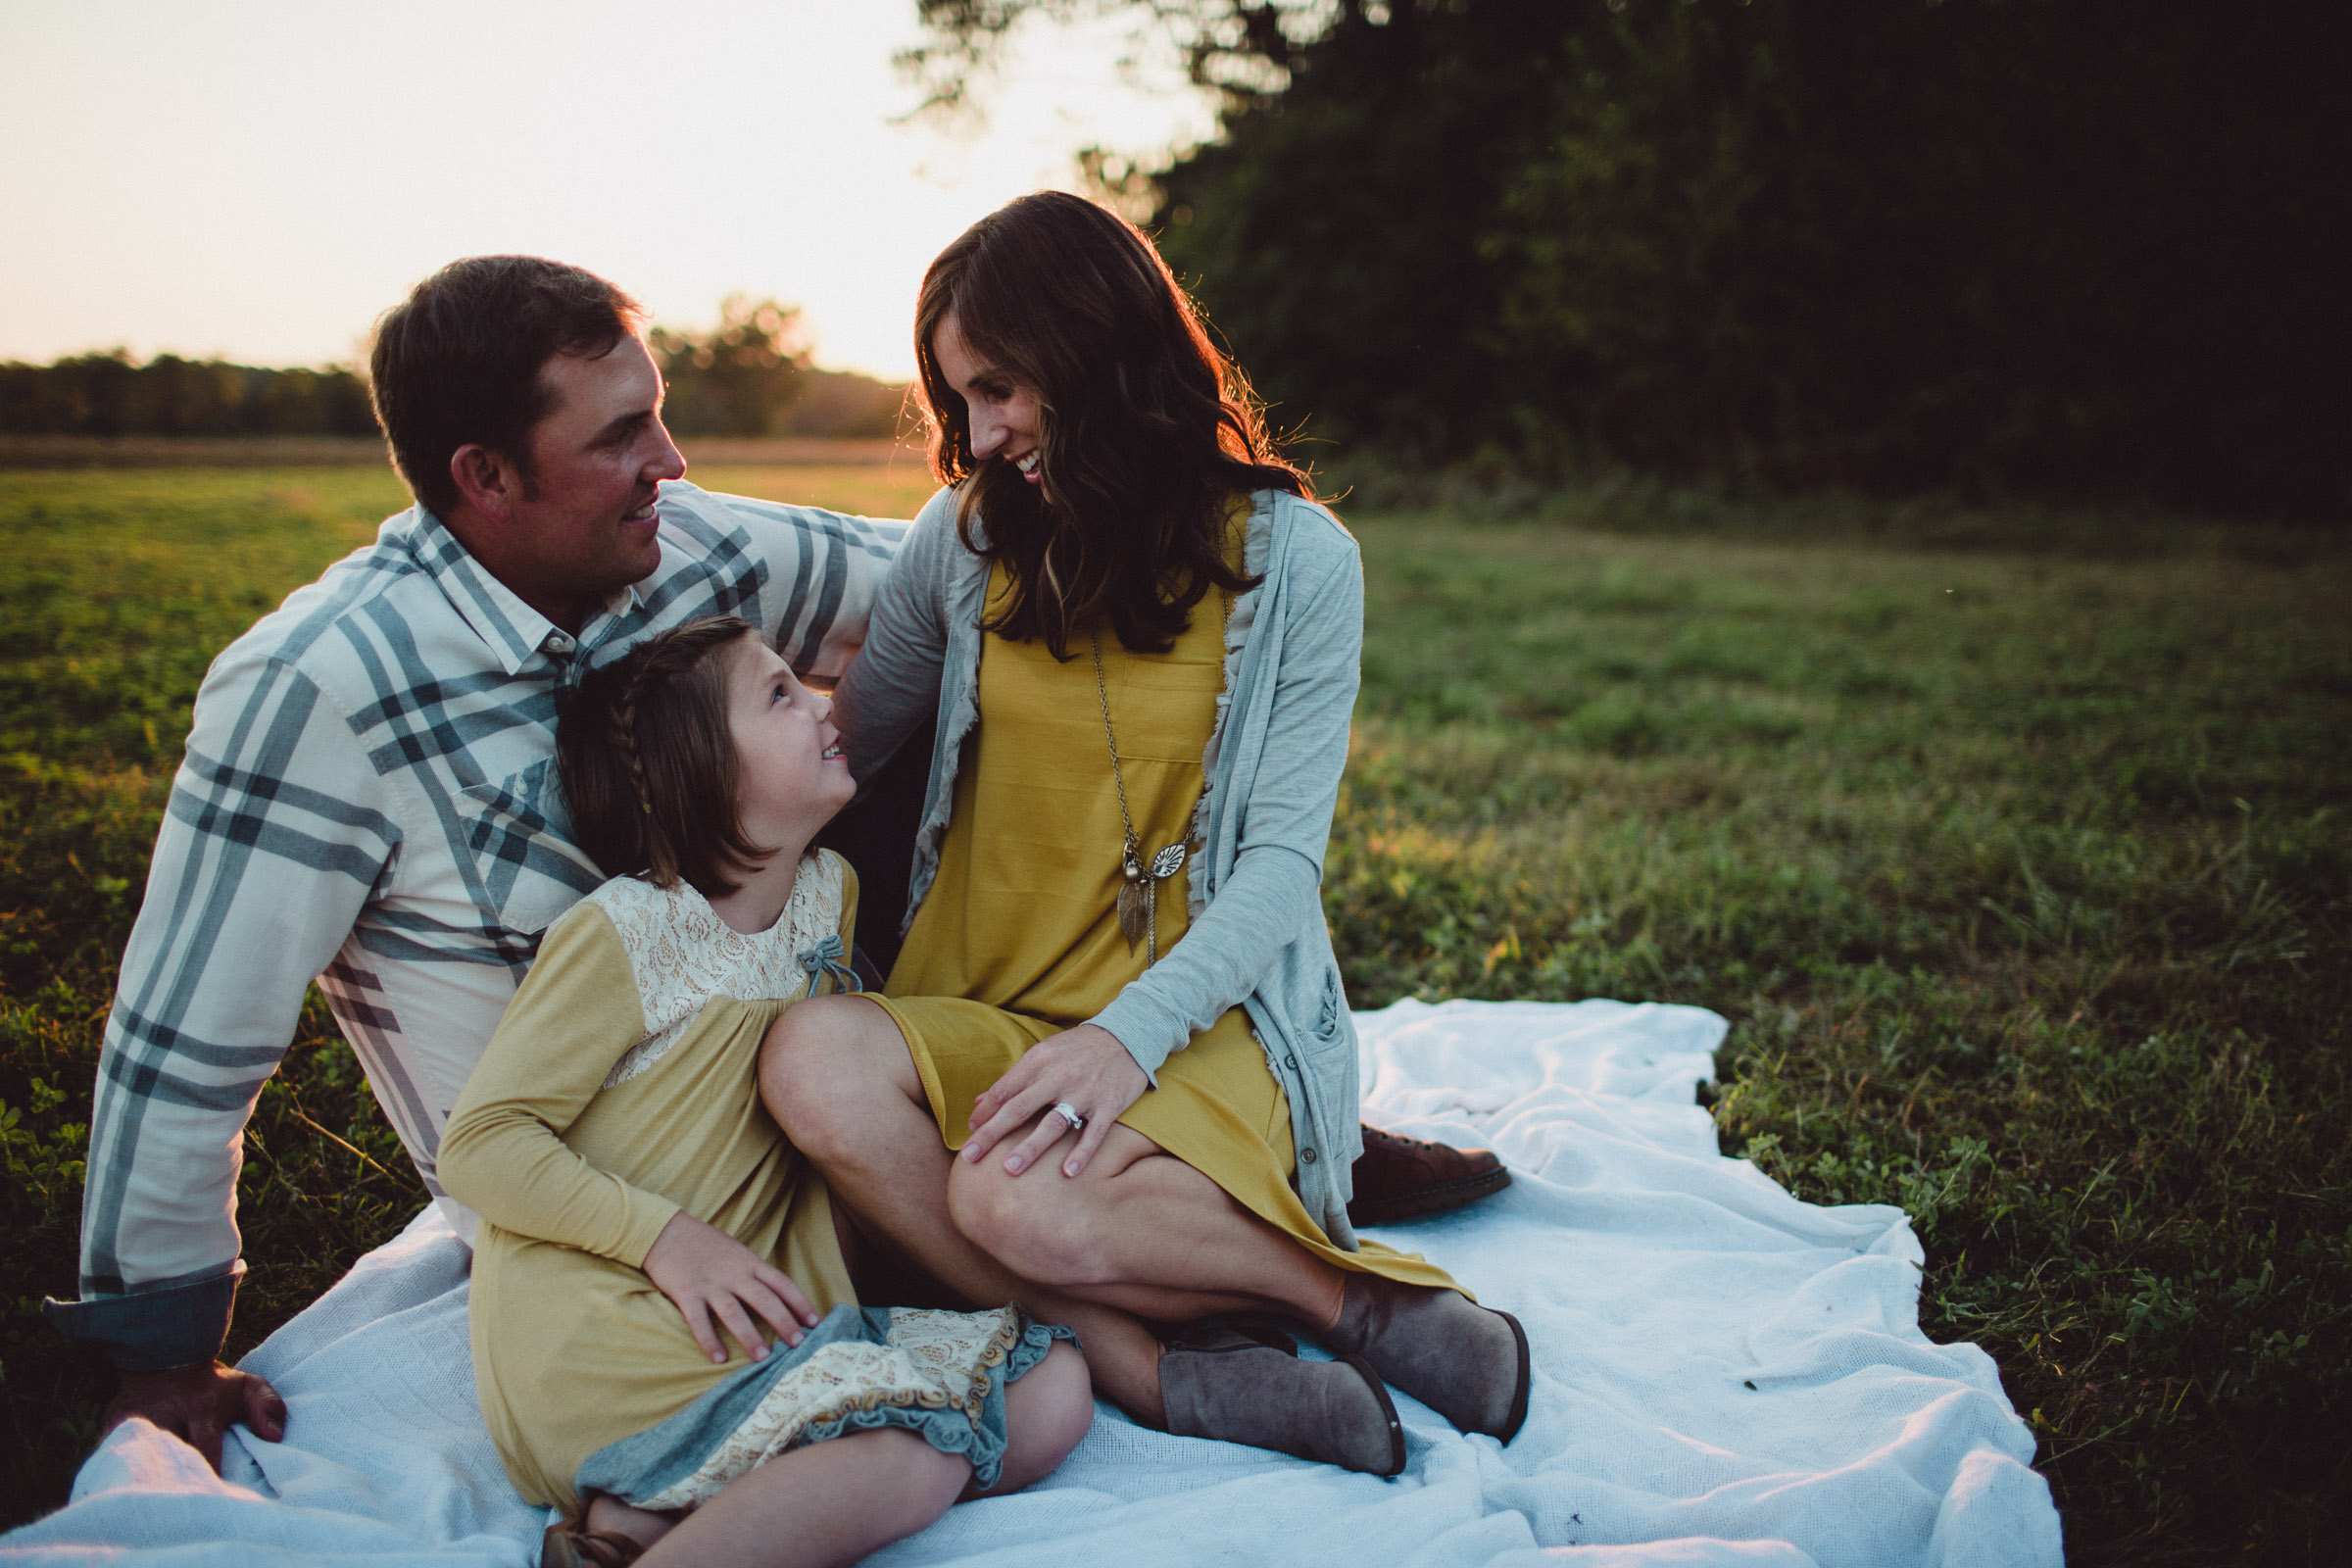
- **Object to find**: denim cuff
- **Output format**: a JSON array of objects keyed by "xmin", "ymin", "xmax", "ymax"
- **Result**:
[{"xmin": 43, "ymin": 1264, "xmax": 244, "ymax": 1372}]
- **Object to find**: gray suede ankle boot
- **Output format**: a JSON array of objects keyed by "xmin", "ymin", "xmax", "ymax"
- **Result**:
[
  {"xmin": 1318, "ymin": 1275, "xmax": 1531, "ymax": 1443},
  {"xmin": 1158, "ymin": 1319, "xmax": 1406, "ymax": 1476}
]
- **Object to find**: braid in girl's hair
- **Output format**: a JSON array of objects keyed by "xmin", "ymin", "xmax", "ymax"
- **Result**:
[
  {"xmin": 615, "ymin": 658, "xmax": 658, "ymax": 816},
  {"xmin": 557, "ymin": 616, "xmax": 772, "ymax": 898}
]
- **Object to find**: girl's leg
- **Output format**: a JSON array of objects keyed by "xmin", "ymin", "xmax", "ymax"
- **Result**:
[
  {"xmin": 634, "ymin": 1429, "xmax": 969, "ymax": 1568},
  {"xmin": 965, "ymin": 1340, "xmax": 1093, "ymax": 1498}
]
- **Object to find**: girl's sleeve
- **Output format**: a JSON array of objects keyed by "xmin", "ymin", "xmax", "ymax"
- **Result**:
[{"xmin": 438, "ymin": 904, "xmax": 682, "ymax": 1267}]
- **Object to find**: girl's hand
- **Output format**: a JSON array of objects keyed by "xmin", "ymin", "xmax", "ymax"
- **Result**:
[
  {"xmin": 963, "ymin": 1023, "xmax": 1148, "ymax": 1180},
  {"xmin": 643, "ymin": 1209, "xmax": 821, "ymax": 1364}
]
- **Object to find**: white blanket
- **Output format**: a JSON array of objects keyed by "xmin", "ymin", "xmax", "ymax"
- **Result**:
[{"xmin": 4, "ymin": 1000, "xmax": 2061, "ymax": 1567}]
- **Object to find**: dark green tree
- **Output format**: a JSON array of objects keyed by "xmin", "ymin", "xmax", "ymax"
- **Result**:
[{"xmin": 912, "ymin": 0, "xmax": 2352, "ymax": 520}]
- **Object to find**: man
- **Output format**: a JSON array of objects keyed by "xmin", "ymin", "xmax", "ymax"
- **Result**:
[{"xmin": 47, "ymin": 253, "xmax": 1502, "ymax": 1472}]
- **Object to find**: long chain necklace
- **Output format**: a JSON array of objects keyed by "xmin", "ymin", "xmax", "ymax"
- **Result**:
[{"xmin": 1091, "ymin": 631, "xmax": 1190, "ymax": 966}]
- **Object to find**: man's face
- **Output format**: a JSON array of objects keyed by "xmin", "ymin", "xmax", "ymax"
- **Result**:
[{"xmin": 507, "ymin": 334, "xmax": 685, "ymax": 621}]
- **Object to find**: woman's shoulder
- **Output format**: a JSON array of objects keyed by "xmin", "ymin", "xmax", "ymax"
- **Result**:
[
  {"xmin": 1251, "ymin": 488, "xmax": 1356, "ymax": 557},
  {"xmin": 1246, "ymin": 489, "xmax": 1360, "ymax": 590}
]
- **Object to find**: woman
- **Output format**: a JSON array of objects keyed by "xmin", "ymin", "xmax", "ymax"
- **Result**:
[{"xmin": 760, "ymin": 192, "xmax": 1528, "ymax": 1473}]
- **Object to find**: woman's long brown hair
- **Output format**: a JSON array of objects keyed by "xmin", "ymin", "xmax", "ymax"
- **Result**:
[{"xmin": 914, "ymin": 191, "xmax": 1311, "ymax": 659}]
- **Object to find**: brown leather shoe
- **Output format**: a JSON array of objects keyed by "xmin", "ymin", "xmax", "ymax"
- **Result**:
[{"xmin": 1347, "ymin": 1124, "xmax": 1511, "ymax": 1227}]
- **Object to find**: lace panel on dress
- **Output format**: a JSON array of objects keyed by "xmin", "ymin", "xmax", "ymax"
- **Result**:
[{"xmin": 596, "ymin": 852, "xmax": 847, "ymax": 1089}]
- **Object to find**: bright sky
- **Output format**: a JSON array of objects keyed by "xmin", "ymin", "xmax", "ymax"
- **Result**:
[{"xmin": 0, "ymin": 1, "xmax": 1215, "ymax": 381}]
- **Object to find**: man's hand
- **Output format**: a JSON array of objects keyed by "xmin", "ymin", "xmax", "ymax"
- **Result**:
[
  {"xmin": 963, "ymin": 1023, "xmax": 1148, "ymax": 1180},
  {"xmin": 643, "ymin": 1209, "xmax": 822, "ymax": 1365},
  {"xmin": 105, "ymin": 1360, "xmax": 287, "ymax": 1472}
]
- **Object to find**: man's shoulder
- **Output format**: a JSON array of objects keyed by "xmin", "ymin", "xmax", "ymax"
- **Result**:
[{"xmin": 200, "ymin": 511, "xmax": 439, "ymax": 701}]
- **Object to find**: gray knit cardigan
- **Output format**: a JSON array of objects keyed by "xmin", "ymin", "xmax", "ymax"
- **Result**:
[{"xmin": 833, "ymin": 484, "xmax": 1367, "ymax": 1249}]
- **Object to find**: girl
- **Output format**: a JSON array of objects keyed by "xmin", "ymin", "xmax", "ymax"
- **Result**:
[
  {"xmin": 761, "ymin": 193, "xmax": 1529, "ymax": 1475},
  {"xmin": 439, "ymin": 616, "xmax": 1092, "ymax": 1568}
]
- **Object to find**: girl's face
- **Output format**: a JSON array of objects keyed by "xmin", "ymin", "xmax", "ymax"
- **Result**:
[
  {"xmin": 933, "ymin": 309, "xmax": 1045, "ymax": 488},
  {"xmin": 723, "ymin": 638, "xmax": 854, "ymax": 850}
]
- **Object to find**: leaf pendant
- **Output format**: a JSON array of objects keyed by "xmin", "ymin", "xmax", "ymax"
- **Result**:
[{"xmin": 1117, "ymin": 875, "xmax": 1150, "ymax": 952}]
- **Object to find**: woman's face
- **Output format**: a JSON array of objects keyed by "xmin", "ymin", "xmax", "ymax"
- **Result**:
[
  {"xmin": 932, "ymin": 310, "xmax": 1045, "ymax": 488},
  {"xmin": 723, "ymin": 637, "xmax": 854, "ymax": 851}
]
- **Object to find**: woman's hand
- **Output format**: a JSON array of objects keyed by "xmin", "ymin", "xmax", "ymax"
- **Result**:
[
  {"xmin": 642, "ymin": 1209, "xmax": 821, "ymax": 1365},
  {"xmin": 964, "ymin": 1023, "xmax": 1147, "ymax": 1180}
]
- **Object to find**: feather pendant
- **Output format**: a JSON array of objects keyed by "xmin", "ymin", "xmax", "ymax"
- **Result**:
[{"xmin": 1118, "ymin": 865, "xmax": 1149, "ymax": 952}]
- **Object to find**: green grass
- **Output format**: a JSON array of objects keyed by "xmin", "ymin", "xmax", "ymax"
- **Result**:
[{"xmin": 4, "ymin": 468, "xmax": 2348, "ymax": 1561}]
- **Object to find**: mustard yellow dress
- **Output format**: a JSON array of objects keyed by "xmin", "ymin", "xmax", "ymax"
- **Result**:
[
  {"xmin": 442, "ymin": 853, "xmax": 1066, "ymax": 1517},
  {"xmin": 875, "ymin": 562, "xmax": 1454, "ymax": 1291}
]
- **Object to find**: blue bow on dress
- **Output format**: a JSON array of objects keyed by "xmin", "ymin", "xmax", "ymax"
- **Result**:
[{"xmin": 798, "ymin": 932, "xmax": 864, "ymax": 995}]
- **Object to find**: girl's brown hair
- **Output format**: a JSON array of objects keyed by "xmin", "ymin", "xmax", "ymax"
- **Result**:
[
  {"xmin": 914, "ymin": 191, "xmax": 1310, "ymax": 660},
  {"xmin": 558, "ymin": 617, "xmax": 770, "ymax": 898}
]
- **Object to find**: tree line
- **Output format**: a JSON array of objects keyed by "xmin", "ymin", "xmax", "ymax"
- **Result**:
[
  {"xmin": 0, "ymin": 297, "xmax": 906, "ymax": 443},
  {"xmin": 922, "ymin": 0, "xmax": 2349, "ymax": 520}
]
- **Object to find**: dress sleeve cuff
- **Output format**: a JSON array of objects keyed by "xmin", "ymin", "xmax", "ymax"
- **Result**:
[
  {"xmin": 44, "ymin": 1264, "xmax": 244, "ymax": 1372},
  {"xmin": 1088, "ymin": 993, "xmax": 1186, "ymax": 1087},
  {"xmin": 613, "ymin": 1191, "xmax": 685, "ymax": 1270}
]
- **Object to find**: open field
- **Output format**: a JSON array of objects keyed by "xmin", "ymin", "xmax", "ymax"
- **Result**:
[
  {"xmin": 2, "ymin": 467, "xmax": 2347, "ymax": 1562},
  {"xmin": 0, "ymin": 434, "xmax": 929, "ymax": 471}
]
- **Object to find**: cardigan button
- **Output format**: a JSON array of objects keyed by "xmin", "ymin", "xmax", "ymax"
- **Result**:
[
  {"xmin": 1301, "ymin": 1148, "xmax": 1317, "ymax": 1164},
  {"xmin": 1285, "ymin": 1054, "xmax": 1298, "ymax": 1071}
]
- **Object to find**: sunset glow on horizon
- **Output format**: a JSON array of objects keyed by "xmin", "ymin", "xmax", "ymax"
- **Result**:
[{"xmin": 0, "ymin": 1, "xmax": 1216, "ymax": 382}]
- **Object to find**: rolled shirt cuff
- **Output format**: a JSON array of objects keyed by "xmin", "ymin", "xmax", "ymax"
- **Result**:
[{"xmin": 44, "ymin": 1263, "xmax": 244, "ymax": 1372}]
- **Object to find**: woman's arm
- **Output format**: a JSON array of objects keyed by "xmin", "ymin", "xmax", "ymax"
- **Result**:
[{"xmin": 1092, "ymin": 533, "xmax": 1361, "ymax": 1074}]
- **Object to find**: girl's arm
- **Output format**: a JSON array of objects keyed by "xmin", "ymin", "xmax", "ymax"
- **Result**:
[{"xmin": 439, "ymin": 903, "xmax": 684, "ymax": 1266}]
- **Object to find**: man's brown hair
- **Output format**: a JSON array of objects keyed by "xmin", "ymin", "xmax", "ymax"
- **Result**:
[
  {"xmin": 557, "ymin": 617, "xmax": 770, "ymax": 899},
  {"xmin": 370, "ymin": 255, "xmax": 646, "ymax": 517},
  {"xmin": 913, "ymin": 192, "xmax": 1308, "ymax": 661}
]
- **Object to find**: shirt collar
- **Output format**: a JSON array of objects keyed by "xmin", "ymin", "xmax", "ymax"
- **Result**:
[{"xmin": 400, "ymin": 505, "xmax": 649, "ymax": 676}]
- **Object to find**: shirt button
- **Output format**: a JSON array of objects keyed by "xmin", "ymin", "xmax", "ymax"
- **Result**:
[
  {"xmin": 1285, "ymin": 1054, "xmax": 1298, "ymax": 1071},
  {"xmin": 546, "ymin": 633, "xmax": 573, "ymax": 654},
  {"xmin": 1301, "ymin": 1148, "xmax": 1317, "ymax": 1164}
]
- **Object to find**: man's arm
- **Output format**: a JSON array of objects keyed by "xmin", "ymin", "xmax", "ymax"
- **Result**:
[
  {"xmin": 676, "ymin": 485, "xmax": 912, "ymax": 679},
  {"xmin": 45, "ymin": 640, "xmax": 395, "ymax": 1460}
]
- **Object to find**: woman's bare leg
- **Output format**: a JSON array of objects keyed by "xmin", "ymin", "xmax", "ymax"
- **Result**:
[
  {"xmin": 762, "ymin": 999, "xmax": 1347, "ymax": 1417},
  {"xmin": 762, "ymin": 999, "xmax": 1165, "ymax": 1417},
  {"xmin": 946, "ymin": 1126, "xmax": 1347, "ymax": 1329},
  {"xmin": 635, "ymin": 1428, "xmax": 969, "ymax": 1568}
]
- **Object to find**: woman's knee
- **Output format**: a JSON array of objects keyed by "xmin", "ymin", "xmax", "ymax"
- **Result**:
[
  {"xmin": 946, "ymin": 1160, "xmax": 1106, "ymax": 1287},
  {"xmin": 759, "ymin": 998, "xmax": 913, "ymax": 1154}
]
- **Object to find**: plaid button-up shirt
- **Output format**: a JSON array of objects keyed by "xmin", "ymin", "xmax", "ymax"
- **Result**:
[{"xmin": 47, "ymin": 481, "xmax": 906, "ymax": 1369}]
